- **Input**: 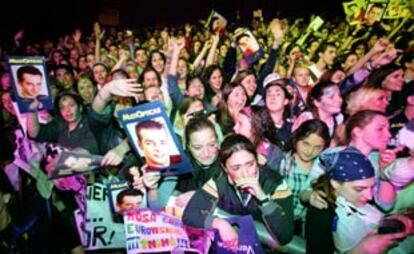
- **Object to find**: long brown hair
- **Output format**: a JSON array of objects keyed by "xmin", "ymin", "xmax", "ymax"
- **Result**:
[
  {"xmin": 311, "ymin": 174, "xmax": 337, "ymax": 209},
  {"xmin": 344, "ymin": 110, "xmax": 385, "ymax": 144}
]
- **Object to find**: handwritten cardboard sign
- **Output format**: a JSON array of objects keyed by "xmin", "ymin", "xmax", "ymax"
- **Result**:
[{"xmin": 124, "ymin": 209, "xmax": 194, "ymax": 253}]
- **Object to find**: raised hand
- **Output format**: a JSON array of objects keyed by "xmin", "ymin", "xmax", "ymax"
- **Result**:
[
  {"xmin": 372, "ymin": 48, "xmax": 401, "ymax": 68},
  {"xmin": 269, "ymin": 18, "xmax": 287, "ymax": 45},
  {"xmin": 102, "ymin": 79, "xmax": 143, "ymax": 98},
  {"xmin": 73, "ymin": 29, "xmax": 82, "ymax": 43},
  {"xmin": 235, "ymin": 177, "xmax": 266, "ymax": 200},
  {"xmin": 174, "ymin": 37, "xmax": 186, "ymax": 51},
  {"xmin": 371, "ymin": 37, "xmax": 389, "ymax": 54},
  {"xmin": 184, "ymin": 23, "xmax": 192, "ymax": 35},
  {"xmin": 94, "ymin": 22, "xmax": 105, "ymax": 40},
  {"xmin": 379, "ymin": 146, "xmax": 405, "ymax": 170}
]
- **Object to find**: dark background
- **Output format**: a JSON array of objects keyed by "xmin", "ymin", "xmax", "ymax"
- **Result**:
[{"xmin": 0, "ymin": 0, "xmax": 343, "ymax": 45}]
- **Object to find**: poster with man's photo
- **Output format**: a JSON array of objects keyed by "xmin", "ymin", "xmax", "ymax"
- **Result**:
[
  {"xmin": 233, "ymin": 28, "xmax": 264, "ymax": 66},
  {"xmin": 107, "ymin": 180, "xmax": 147, "ymax": 216},
  {"xmin": 365, "ymin": 0, "xmax": 388, "ymax": 23},
  {"xmin": 7, "ymin": 56, "xmax": 53, "ymax": 113},
  {"xmin": 50, "ymin": 150, "xmax": 103, "ymax": 179},
  {"xmin": 343, "ymin": 0, "xmax": 366, "ymax": 24},
  {"xmin": 383, "ymin": 0, "xmax": 411, "ymax": 19},
  {"xmin": 205, "ymin": 10, "xmax": 227, "ymax": 34},
  {"xmin": 118, "ymin": 101, "xmax": 191, "ymax": 176}
]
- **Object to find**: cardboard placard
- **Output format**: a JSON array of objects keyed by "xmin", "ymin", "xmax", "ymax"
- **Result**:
[
  {"xmin": 123, "ymin": 209, "xmax": 194, "ymax": 253},
  {"xmin": 108, "ymin": 180, "xmax": 147, "ymax": 215},
  {"xmin": 233, "ymin": 28, "xmax": 264, "ymax": 65},
  {"xmin": 118, "ymin": 101, "xmax": 191, "ymax": 176},
  {"xmin": 205, "ymin": 10, "xmax": 227, "ymax": 33},
  {"xmin": 75, "ymin": 183, "xmax": 126, "ymax": 250},
  {"xmin": 343, "ymin": 0, "xmax": 366, "ymax": 24}
]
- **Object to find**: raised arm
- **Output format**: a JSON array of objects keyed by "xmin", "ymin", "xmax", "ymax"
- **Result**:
[
  {"xmin": 111, "ymin": 48, "xmax": 130, "ymax": 72},
  {"xmin": 205, "ymin": 33, "xmax": 220, "ymax": 67},
  {"xmin": 73, "ymin": 29, "xmax": 85, "ymax": 56},
  {"xmin": 192, "ymin": 39, "xmax": 211, "ymax": 70},
  {"xmin": 167, "ymin": 37, "xmax": 187, "ymax": 107},
  {"xmin": 26, "ymin": 111, "xmax": 40, "ymax": 139},
  {"xmin": 92, "ymin": 78, "xmax": 142, "ymax": 114},
  {"xmin": 347, "ymin": 37, "xmax": 389, "ymax": 75},
  {"xmin": 94, "ymin": 22, "xmax": 104, "ymax": 62},
  {"xmin": 168, "ymin": 37, "xmax": 185, "ymax": 76}
]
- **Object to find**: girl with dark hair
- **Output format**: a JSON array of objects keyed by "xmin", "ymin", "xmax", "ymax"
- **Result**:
[
  {"xmin": 292, "ymin": 81, "xmax": 343, "ymax": 137},
  {"xmin": 232, "ymin": 69, "xmax": 258, "ymax": 99},
  {"xmin": 183, "ymin": 116, "xmax": 221, "ymax": 190},
  {"xmin": 263, "ymin": 80, "xmax": 294, "ymax": 148},
  {"xmin": 233, "ymin": 105, "xmax": 284, "ymax": 170},
  {"xmin": 148, "ymin": 50, "xmax": 166, "ymax": 75},
  {"xmin": 366, "ymin": 63, "xmax": 404, "ymax": 92},
  {"xmin": 183, "ymin": 134, "xmax": 294, "ymax": 251},
  {"xmin": 202, "ymin": 64, "xmax": 224, "ymax": 107},
  {"xmin": 278, "ymin": 119, "xmax": 330, "ymax": 236},
  {"xmin": 217, "ymin": 82, "xmax": 248, "ymax": 134},
  {"xmin": 26, "ymin": 92, "xmax": 99, "ymax": 154},
  {"xmin": 167, "ymin": 37, "xmax": 216, "ymax": 117}
]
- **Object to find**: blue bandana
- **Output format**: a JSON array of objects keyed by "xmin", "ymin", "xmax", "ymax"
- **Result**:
[{"xmin": 319, "ymin": 147, "xmax": 374, "ymax": 182}]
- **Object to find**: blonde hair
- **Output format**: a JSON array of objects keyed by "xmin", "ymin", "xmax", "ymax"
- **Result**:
[{"xmin": 346, "ymin": 86, "xmax": 388, "ymax": 116}]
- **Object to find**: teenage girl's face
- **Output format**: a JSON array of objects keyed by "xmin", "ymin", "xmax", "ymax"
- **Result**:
[
  {"xmin": 59, "ymin": 96, "xmax": 80, "ymax": 124},
  {"xmin": 333, "ymin": 177, "xmax": 375, "ymax": 207},
  {"xmin": 382, "ymin": 69, "xmax": 404, "ymax": 92},
  {"xmin": 293, "ymin": 67, "xmax": 310, "ymax": 87},
  {"xmin": 77, "ymin": 79, "xmax": 96, "ymax": 104},
  {"xmin": 233, "ymin": 113, "xmax": 253, "ymax": 141},
  {"xmin": 151, "ymin": 53, "xmax": 165, "ymax": 74},
  {"xmin": 365, "ymin": 90, "xmax": 389, "ymax": 113},
  {"xmin": 188, "ymin": 128, "xmax": 218, "ymax": 166},
  {"xmin": 341, "ymin": 54, "xmax": 358, "ymax": 71},
  {"xmin": 177, "ymin": 59, "xmax": 188, "ymax": 79},
  {"xmin": 223, "ymin": 149, "xmax": 258, "ymax": 186},
  {"xmin": 295, "ymin": 133, "xmax": 325, "ymax": 163},
  {"xmin": 265, "ymin": 85, "xmax": 288, "ymax": 113},
  {"xmin": 241, "ymin": 74, "xmax": 257, "ymax": 98},
  {"xmin": 353, "ymin": 115, "xmax": 391, "ymax": 152},
  {"xmin": 227, "ymin": 86, "xmax": 247, "ymax": 113},
  {"xmin": 209, "ymin": 69, "xmax": 223, "ymax": 92},
  {"xmin": 288, "ymin": 46, "xmax": 303, "ymax": 62},
  {"xmin": 315, "ymin": 85, "xmax": 343, "ymax": 115},
  {"xmin": 187, "ymin": 78, "xmax": 205, "ymax": 100},
  {"xmin": 92, "ymin": 65, "xmax": 108, "ymax": 85}
]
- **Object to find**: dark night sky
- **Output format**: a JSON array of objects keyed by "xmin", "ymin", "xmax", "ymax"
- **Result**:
[{"xmin": 1, "ymin": 0, "xmax": 344, "ymax": 45}]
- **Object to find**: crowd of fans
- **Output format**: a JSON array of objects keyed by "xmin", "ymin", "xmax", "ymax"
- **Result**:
[{"xmin": 1, "ymin": 6, "xmax": 414, "ymax": 254}]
